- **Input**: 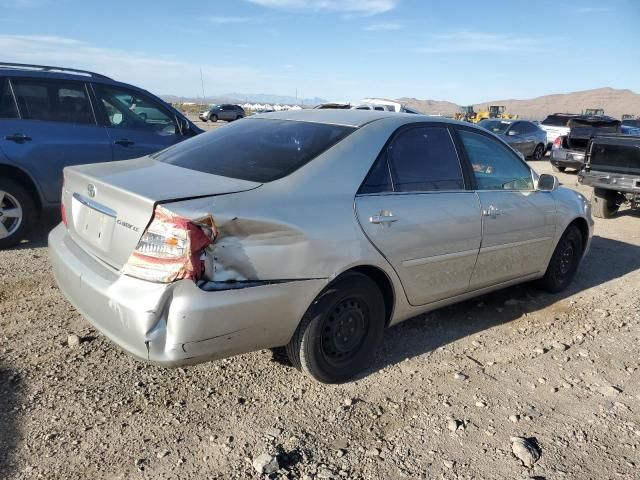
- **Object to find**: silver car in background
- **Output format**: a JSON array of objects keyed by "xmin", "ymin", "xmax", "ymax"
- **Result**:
[
  {"xmin": 49, "ymin": 110, "xmax": 593, "ymax": 383},
  {"xmin": 479, "ymin": 119, "xmax": 548, "ymax": 160}
]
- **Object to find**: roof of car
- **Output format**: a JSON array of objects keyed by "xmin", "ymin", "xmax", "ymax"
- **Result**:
[{"xmin": 249, "ymin": 108, "xmax": 457, "ymax": 128}]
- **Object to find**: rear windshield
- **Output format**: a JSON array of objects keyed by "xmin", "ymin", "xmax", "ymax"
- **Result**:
[
  {"xmin": 541, "ymin": 115, "xmax": 573, "ymax": 127},
  {"xmin": 479, "ymin": 120, "xmax": 511, "ymax": 134},
  {"xmin": 154, "ymin": 119, "xmax": 355, "ymax": 182}
]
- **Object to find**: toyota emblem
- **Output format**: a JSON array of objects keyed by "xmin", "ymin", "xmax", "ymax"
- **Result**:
[{"xmin": 87, "ymin": 184, "xmax": 96, "ymax": 198}]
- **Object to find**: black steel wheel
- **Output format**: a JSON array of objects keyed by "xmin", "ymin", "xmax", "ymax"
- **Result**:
[
  {"xmin": 539, "ymin": 225, "xmax": 583, "ymax": 293},
  {"xmin": 286, "ymin": 272, "xmax": 385, "ymax": 383}
]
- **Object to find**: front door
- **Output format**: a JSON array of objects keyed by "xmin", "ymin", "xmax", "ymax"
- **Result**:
[
  {"xmin": 456, "ymin": 128, "xmax": 557, "ymax": 289},
  {"xmin": 1, "ymin": 77, "xmax": 112, "ymax": 204},
  {"xmin": 92, "ymin": 84, "xmax": 183, "ymax": 160},
  {"xmin": 355, "ymin": 125, "xmax": 482, "ymax": 306}
]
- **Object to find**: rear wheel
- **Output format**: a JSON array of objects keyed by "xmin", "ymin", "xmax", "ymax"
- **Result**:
[
  {"xmin": 591, "ymin": 188, "xmax": 619, "ymax": 219},
  {"xmin": 532, "ymin": 143, "xmax": 545, "ymax": 160},
  {"xmin": 0, "ymin": 179, "xmax": 36, "ymax": 249},
  {"xmin": 235, "ymin": 115, "xmax": 242, "ymax": 120},
  {"xmin": 286, "ymin": 273, "xmax": 385, "ymax": 383},
  {"xmin": 539, "ymin": 225, "xmax": 583, "ymax": 293},
  {"xmin": 552, "ymin": 165, "xmax": 565, "ymax": 172}
]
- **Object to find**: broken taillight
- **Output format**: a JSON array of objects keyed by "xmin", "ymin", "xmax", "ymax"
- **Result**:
[
  {"xmin": 552, "ymin": 136, "xmax": 562, "ymax": 150},
  {"xmin": 121, "ymin": 205, "xmax": 216, "ymax": 283},
  {"xmin": 61, "ymin": 178, "xmax": 67, "ymax": 226}
]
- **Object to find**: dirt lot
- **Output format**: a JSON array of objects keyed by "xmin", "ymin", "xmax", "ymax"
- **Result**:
[{"xmin": 1, "ymin": 149, "xmax": 639, "ymax": 479}]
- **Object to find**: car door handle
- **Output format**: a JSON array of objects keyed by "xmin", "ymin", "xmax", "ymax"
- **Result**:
[
  {"xmin": 482, "ymin": 205, "xmax": 502, "ymax": 218},
  {"xmin": 370, "ymin": 213, "xmax": 398, "ymax": 225},
  {"xmin": 5, "ymin": 133, "xmax": 31, "ymax": 143},
  {"xmin": 114, "ymin": 138, "xmax": 135, "ymax": 147}
]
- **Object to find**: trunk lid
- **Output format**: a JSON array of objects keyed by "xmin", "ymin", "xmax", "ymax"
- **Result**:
[
  {"xmin": 567, "ymin": 117, "xmax": 621, "ymax": 150},
  {"xmin": 62, "ymin": 157, "xmax": 260, "ymax": 269}
]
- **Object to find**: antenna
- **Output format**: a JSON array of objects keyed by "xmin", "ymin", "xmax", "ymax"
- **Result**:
[{"xmin": 200, "ymin": 69, "xmax": 206, "ymax": 105}]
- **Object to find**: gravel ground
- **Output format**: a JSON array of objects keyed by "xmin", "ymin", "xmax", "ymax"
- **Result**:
[{"xmin": 1, "ymin": 153, "xmax": 639, "ymax": 479}]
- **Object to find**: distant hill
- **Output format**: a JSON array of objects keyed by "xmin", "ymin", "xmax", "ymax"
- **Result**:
[
  {"xmin": 162, "ymin": 93, "xmax": 326, "ymax": 106},
  {"xmin": 397, "ymin": 88, "xmax": 640, "ymax": 119}
]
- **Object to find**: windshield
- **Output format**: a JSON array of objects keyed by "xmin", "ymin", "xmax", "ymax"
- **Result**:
[
  {"xmin": 542, "ymin": 115, "xmax": 573, "ymax": 127},
  {"xmin": 622, "ymin": 119, "xmax": 640, "ymax": 128},
  {"xmin": 153, "ymin": 119, "xmax": 355, "ymax": 182},
  {"xmin": 479, "ymin": 120, "xmax": 511, "ymax": 134}
]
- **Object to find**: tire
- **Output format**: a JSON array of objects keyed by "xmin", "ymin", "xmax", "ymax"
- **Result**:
[
  {"xmin": 209, "ymin": 114, "xmax": 218, "ymax": 122},
  {"xmin": 0, "ymin": 179, "xmax": 37, "ymax": 249},
  {"xmin": 591, "ymin": 188, "xmax": 619, "ymax": 219},
  {"xmin": 539, "ymin": 225, "xmax": 583, "ymax": 293},
  {"xmin": 552, "ymin": 165, "xmax": 565, "ymax": 173},
  {"xmin": 235, "ymin": 115, "xmax": 242, "ymax": 120},
  {"xmin": 201, "ymin": 118, "xmax": 208, "ymax": 122},
  {"xmin": 286, "ymin": 272, "xmax": 385, "ymax": 383},
  {"xmin": 532, "ymin": 143, "xmax": 545, "ymax": 160}
]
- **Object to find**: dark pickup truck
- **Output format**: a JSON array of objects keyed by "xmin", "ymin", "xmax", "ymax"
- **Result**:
[
  {"xmin": 550, "ymin": 116, "xmax": 621, "ymax": 172},
  {"xmin": 578, "ymin": 134, "xmax": 640, "ymax": 218}
]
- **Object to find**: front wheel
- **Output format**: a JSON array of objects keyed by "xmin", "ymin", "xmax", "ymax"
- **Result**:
[
  {"xmin": 209, "ymin": 114, "xmax": 218, "ymax": 122},
  {"xmin": 591, "ymin": 188, "xmax": 619, "ymax": 219},
  {"xmin": 286, "ymin": 273, "xmax": 385, "ymax": 383},
  {"xmin": 532, "ymin": 143, "xmax": 545, "ymax": 160},
  {"xmin": 538, "ymin": 225, "xmax": 583, "ymax": 293},
  {"xmin": 0, "ymin": 179, "xmax": 36, "ymax": 249}
]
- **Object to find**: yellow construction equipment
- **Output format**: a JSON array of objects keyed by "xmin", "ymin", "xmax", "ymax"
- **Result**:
[
  {"xmin": 474, "ymin": 105, "xmax": 518, "ymax": 122},
  {"xmin": 454, "ymin": 106, "xmax": 477, "ymax": 122}
]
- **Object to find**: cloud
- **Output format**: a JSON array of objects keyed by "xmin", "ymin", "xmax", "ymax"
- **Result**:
[
  {"xmin": 0, "ymin": 35, "xmax": 274, "ymax": 96},
  {"xmin": 362, "ymin": 22, "xmax": 403, "ymax": 31},
  {"xmin": 415, "ymin": 31, "xmax": 543, "ymax": 54},
  {"xmin": 246, "ymin": 0, "xmax": 397, "ymax": 15},
  {"xmin": 208, "ymin": 16, "xmax": 255, "ymax": 24}
]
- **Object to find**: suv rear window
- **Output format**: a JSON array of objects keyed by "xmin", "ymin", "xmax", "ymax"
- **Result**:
[
  {"xmin": 541, "ymin": 115, "xmax": 573, "ymax": 127},
  {"xmin": 154, "ymin": 118, "xmax": 355, "ymax": 182}
]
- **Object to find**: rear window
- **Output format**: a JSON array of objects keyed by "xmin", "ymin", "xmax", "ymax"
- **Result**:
[
  {"xmin": 154, "ymin": 119, "xmax": 355, "ymax": 182},
  {"xmin": 542, "ymin": 115, "xmax": 573, "ymax": 127}
]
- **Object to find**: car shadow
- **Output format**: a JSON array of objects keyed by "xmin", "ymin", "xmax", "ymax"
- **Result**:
[
  {"xmin": 11, "ymin": 211, "xmax": 59, "ymax": 251},
  {"xmin": 366, "ymin": 235, "xmax": 640, "ymax": 377},
  {"xmin": 0, "ymin": 361, "xmax": 23, "ymax": 479}
]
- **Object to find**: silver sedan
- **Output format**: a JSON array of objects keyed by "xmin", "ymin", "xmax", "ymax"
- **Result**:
[
  {"xmin": 49, "ymin": 110, "xmax": 593, "ymax": 383},
  {"xmin": 479, "ymin": 119, "xmax": 548, "ymax": 160}
]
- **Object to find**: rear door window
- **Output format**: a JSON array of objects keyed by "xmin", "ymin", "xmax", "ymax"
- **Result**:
[
  {"xmin": 0, "ymin": 79, "xmax": 18, "ymax": 118},
  {"xmin": 11, "ymin": 78, "xmax": 94, "ymax": 124},
  {"xmin": 386, "ymin": 126, "xmax": 465, "ymax": 192},
  {"xmin": 154, "ymin": 118, "xmax": 355, "ymax": 182}
]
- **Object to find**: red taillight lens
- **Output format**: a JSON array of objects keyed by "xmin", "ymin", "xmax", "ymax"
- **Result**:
[
  {"xmin": 121, "ymin": 205, "xmax": 216, "ymax": 283},
  {"xmin": 552, "ymin": 136, "xmax": 562, "ymax": 149},
  {"xmin": 61, "ymin": 178, "xmax": 67, "ymax": 226}
]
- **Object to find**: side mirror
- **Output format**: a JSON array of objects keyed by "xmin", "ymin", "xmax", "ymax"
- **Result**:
[
  {"xmin": 175, "ymin": 116, "xmax": 191, "ymax": 136},
  {"xmin": 537, "ymin": 173, "xmax": 559, "ymax": 191}
]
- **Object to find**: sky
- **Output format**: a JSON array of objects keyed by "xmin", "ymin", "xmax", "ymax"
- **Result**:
[{"xmin": 0, "ymin": 0, "xmax": 638, "ymax": 104}]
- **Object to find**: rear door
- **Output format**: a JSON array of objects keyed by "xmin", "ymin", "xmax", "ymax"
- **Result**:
[
  {"xmin": 505, "ymin": 122, "xmax": 531, "ymax": 156},
  {"xmin": 455, "ymin": 128, "xmax": 557, "ymax": 289},
  {"xmin": 1, "ymin": 77, "xmax": 112, "ymax": 204},
  {"xmin": 355, "ymin": 124, "xmax": 482, "ymax": 306},
  {"xmin": 92, "ymin": 83, "xmax": 184, "ymax": 160}
]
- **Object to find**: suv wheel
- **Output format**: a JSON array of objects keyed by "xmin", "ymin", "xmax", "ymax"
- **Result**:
[
  {"xmin": 209, "ymin": 114, "xmax": 218, "ymax": 122},
  {"xmin": 591, "ymin": 188, "xmax": 619, "ymax": 219},
  {"xmin": 235, "ymin": 115, "xmax": 242, "ymax": 120},
  {"xmin": 286, "ymin": 272, "xmax": 385, "ymax": 383},
  {"xmin": 539, "ymin": 225, "xmax": 583, "ymax": 293},
  {"xmin": 0, "ymin": 179, "xmax": 36, "ymax": 249}
]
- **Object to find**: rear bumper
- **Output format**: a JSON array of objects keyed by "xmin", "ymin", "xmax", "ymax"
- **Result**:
[
  {"xmin": 49, "ymin": 224, "xmax": 325, "ymax": 367},
  {"xmin": 579, "ymin": 170, "xmax": 640, "ymax": 194},
  {"xmin": 550, "ymin": 149, "xmax": 585, "ymax": 169}
]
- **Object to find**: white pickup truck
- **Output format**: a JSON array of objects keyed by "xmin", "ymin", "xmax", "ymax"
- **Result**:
[{"xmin": 539, "ymin": 113, "xmax": 580, "ymax": 148}]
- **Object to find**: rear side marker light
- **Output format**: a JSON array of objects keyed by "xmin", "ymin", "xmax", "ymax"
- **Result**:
[{"xmin": 122, "ymin": 205, "xmax": 217, "ymax": 283}]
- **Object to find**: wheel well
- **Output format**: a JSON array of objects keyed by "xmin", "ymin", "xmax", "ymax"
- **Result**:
[
  {"xmin": 0, "ymin": 164, "xmax": 42, "ymax": 211},
  {"xmin": 338, "ymin": 265, "xmax": 395, "ymax": 326},
  {"xmin": 568, "ymin": 217, "xmax": 589, "ymax": 254}
]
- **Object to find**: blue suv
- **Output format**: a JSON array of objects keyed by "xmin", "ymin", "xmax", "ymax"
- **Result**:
[{"xmin": 0, "ymin": 62, "xmax": 202, "ymax": 248}]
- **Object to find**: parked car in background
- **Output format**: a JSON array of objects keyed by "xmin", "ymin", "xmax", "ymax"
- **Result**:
[
  {"xmin": 550, "ymin": 115, "xmax": 621, "ymax": 172},
  {"xmin": 539, "ymin": 113, "xmax": 580, "ymax": 148},
  {"xmin": 578, "ymin": 134, "xmax": 640, "ymax": 218},
  {"xmin": 199, "ymin": 104, "xmax": 245, "ymax": 122},
  {"xmin": 50, "ymin": 110, "xmax": 592, "ymax": 383},
  {"xmin": 478, "ymin": 119, "xmax": 547, "ymax": 159},
  {"xmin": 621, "ymin": 118, "xmax": 640, "ymax": 128},
  {"xmin": 0, "ymin": 62, "xmax": 201, "ymax": 248}
]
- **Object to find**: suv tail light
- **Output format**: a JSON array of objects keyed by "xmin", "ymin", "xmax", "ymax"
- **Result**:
[
  {"xmin": 121, "ymin": 205, "xmax": 216, "ymax": 283},
  {"xmin": 552, "ymin": 136, "xmax": 562, "ymax": 150}
]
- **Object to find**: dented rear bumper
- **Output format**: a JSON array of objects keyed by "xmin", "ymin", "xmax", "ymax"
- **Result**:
[{"xmin": 49, "ymin": 224, "xmax": 326, "ymax": 366}]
